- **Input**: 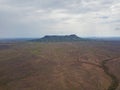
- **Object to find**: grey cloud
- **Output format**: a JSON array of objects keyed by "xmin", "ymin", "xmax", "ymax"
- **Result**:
[
  {"xmin": 115, "ymin": 27, "xmax": 120, "ymax": 30},
  {"xmin": 100, "ymin": 16, "xmax": 109, "ymax": 19},
  {"xmin": 0, "ymin": 0, "xmax": 120, "ymax": 38}
]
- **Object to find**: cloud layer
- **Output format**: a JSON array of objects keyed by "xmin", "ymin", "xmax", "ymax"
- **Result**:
[{"xmin": 0, "ymin": 0, "xmax": 120, "ymax": 38}]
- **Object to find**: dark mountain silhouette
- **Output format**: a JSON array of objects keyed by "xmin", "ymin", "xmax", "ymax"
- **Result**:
[{"xmin": 32, "ymin": 34, "xmax": 84, "ymax": 42}]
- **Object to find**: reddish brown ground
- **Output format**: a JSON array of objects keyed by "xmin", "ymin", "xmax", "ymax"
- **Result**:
[{"xmin": 0, "ymin": 41, "xmax": 120, "ymax": 90}]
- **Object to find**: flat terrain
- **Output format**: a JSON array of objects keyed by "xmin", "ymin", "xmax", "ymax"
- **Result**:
[{"xmin": 0, "ymin": 41, "xmax": 120, "ymax": 90}]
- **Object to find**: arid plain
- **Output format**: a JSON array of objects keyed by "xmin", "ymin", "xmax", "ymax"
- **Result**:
[{"xmin": 0, "ymin": 41, "xmax": 120, "ymax": 90}]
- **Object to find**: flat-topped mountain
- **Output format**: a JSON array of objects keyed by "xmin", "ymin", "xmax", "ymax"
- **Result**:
[{"xmin": 33, "ymin": 34, "xmax": 84, "ymax": 42}]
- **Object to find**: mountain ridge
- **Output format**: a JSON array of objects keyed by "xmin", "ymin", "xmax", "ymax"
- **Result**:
[{"xmin": 32, "ymin": 34, "xmax": 84, "ymax": 42}]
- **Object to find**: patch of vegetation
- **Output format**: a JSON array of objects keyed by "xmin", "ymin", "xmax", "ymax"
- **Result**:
[{"xmin": 102, "ymin": 58, "xmax": 119, "ymax": 90}]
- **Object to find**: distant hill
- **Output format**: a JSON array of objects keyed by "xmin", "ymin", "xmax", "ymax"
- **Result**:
[
  {"xmin": 88, "ymin": 37, "xmax": 120, "ymax": 41},
  {"xmin": 0, "ymin": 38, "xmax": 33, "ymax": 43},
  {"xmin": 32, "ymin": 34, "xmax": 84, "ymax": 42}
]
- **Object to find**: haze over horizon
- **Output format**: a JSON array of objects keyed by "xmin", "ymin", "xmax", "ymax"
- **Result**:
[{"xmin": 0, "ymin": 0, "xmax": 120, "ymax": 38}]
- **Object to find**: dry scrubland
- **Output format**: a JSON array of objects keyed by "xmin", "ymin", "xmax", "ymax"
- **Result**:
[{"xmin": 0, "ymin": 41, "xmax": 120, "ymax": 90}]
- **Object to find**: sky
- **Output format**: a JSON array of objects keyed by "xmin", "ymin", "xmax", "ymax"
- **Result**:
[{"xmin": 0, "ymin": 0, "xmax": 120, "ymax": 38}]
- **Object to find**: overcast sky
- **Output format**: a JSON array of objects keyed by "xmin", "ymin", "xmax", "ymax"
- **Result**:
[{"xmin": 0, "ymin": 0, "xmax": 120, "ymax": 38}]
